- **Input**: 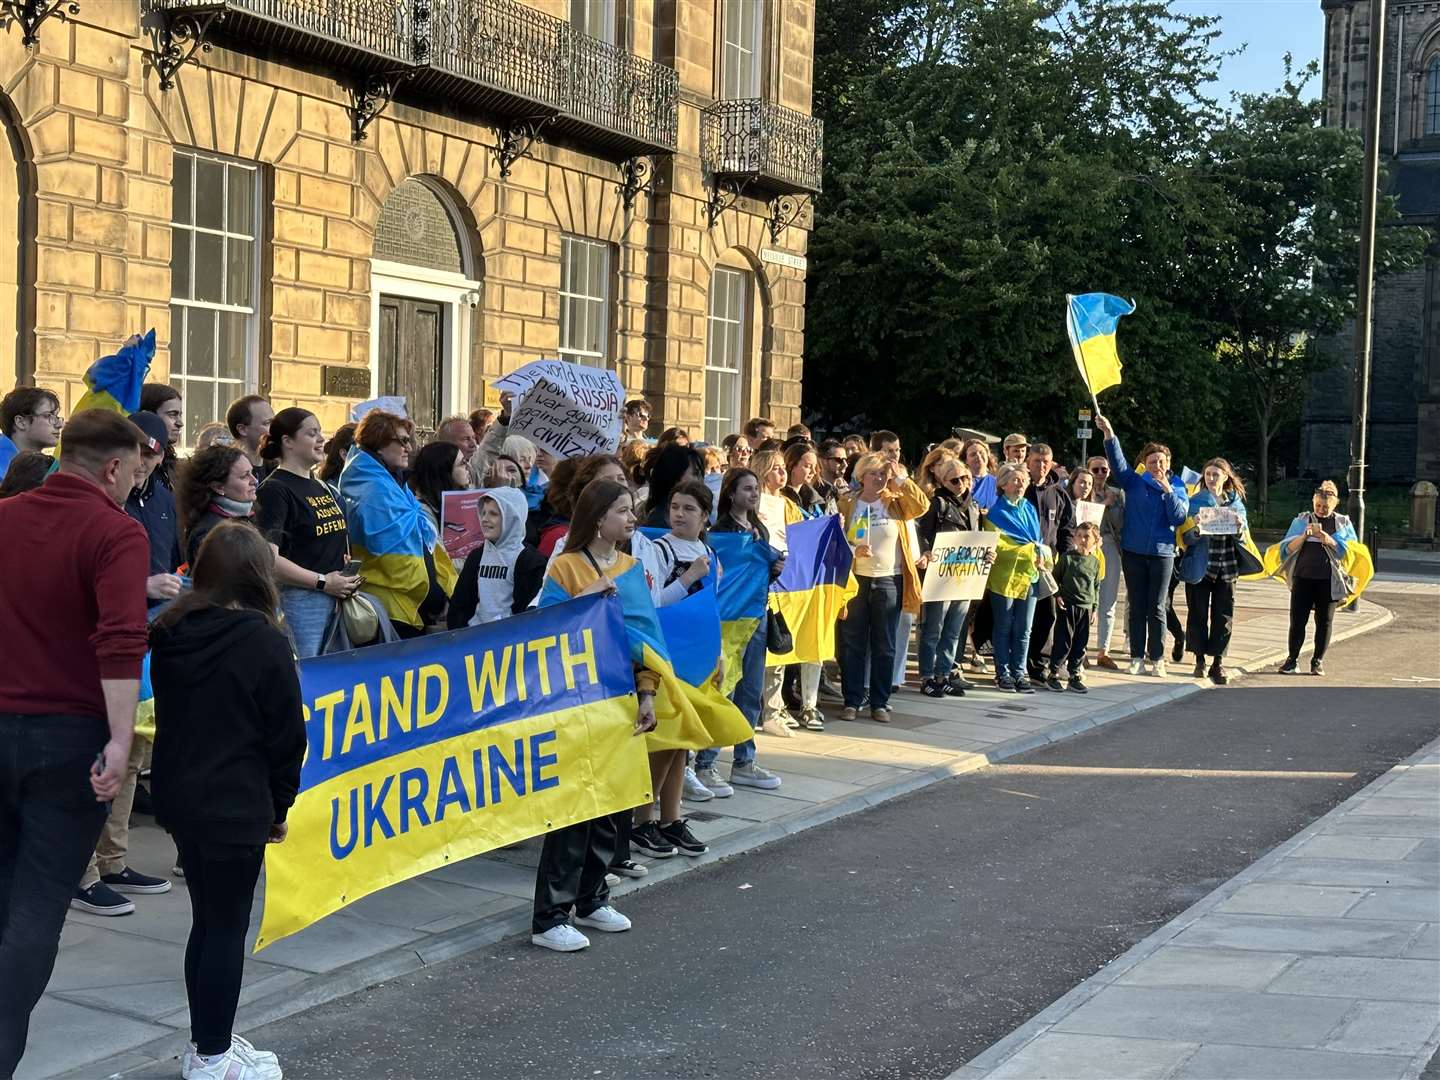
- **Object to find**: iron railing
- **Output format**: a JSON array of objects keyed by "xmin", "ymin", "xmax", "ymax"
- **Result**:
[
  {"xmin": 562, "ymin": 28, "xmax": 678, "ymax": 150},
  {"xmin": 701, "ymin": 98, "xmax": 824, "ymax": 194},
  {"xmin": 428, "ymin": 0, "xmax": 568, "ymax": 111},
  {"xmin": 149, "ymin": 0, "xmax": 424, "ymax": 63}
]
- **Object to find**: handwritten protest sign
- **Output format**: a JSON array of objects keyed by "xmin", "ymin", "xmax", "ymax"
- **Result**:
[
  {"xmin": 500, "ymin": 359, "xmax": 624, "ymax": 459},
  {"xmin": 440, "ymin": 490, "xmax": 487, "ymax": 561},
  {"xmin": 1073, "ymin": 500, "xmax": 1105, "ymax": 528},
  {"xmin": 1196, "ymin": 506, "xmax": 1242, "ymax": 535},
  {"xmin": 921, "ymin": 530, "xmax": 998, "ymax": 603}
]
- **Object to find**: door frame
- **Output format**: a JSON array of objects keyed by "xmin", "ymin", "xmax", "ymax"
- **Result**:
[{"xmin": 369, "ymin": 258, "xmax": 482, "ymax": 423}]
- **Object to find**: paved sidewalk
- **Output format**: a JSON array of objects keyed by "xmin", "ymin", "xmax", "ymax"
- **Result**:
[
  {"xmin": 954, "ymin": 737, "xmax": 1440, "ymax": 1080},
  {"xmin": 20, "ymin": 582, "xmax": 1394, "ymax": 1080}
]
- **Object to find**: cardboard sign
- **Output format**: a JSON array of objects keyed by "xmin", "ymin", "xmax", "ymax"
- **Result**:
[
  {"xmin": 440, "ymin": 490, "xmax": 487, "ymax": 561},
  {"xmin": 1073, "ymin": 500, "xmax": 1105, "ymax": 527},
  {"xmin": 921, "ymin": 530, "xmax": 998, "ymax": 603},
  {"xmin": 1196, "ymin": 506, "xmax": 1242, "ymax": 536},
  {"xmin": 351, "ymin": 396, "xmax": 406, "ymax": 422},
  {"xmin": 501, "ymin": 360, "xmax": 625, "ymax": 459}
]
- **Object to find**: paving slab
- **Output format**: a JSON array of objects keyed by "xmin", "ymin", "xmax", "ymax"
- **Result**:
[
  {"xmin": 1266, "ymin": 955, "xmax": 1440, "ymax": 1003},
  {"xmin": 1170, "ymin": 1044, "xmax": 1412, "ymax": 1080},
  {"xmin": 1170, "ymin": 913, "xmax": 1423, "ymax": 957},
  {"xmin": 1346, "ymin": 887, "xmax": 1440, "ymax": 923},
  {"xmin": 1213, "ymin": 882, "xmax": 1367, "ymax": 918},
  {"xmin": 1321, "ymin": 1000, "xmax": 1440, "ymax": 1056},
  {"xmin": 1112, "ymin": 945, "xmax": 1298, "ymax": 991},
  {"xmin": 983, "ymin": 1032, "xmax": 1199, "ymax": 1079}
]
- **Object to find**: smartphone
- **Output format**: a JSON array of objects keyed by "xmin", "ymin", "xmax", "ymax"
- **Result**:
[{"xmin": 343, "ymin": 559, "xmax": 362, "ymax": 577}]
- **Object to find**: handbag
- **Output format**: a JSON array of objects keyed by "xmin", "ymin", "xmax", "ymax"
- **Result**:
[
  {"xmin": 341, "ymin": 592, "xmax": 381, "ymax": 646},
  {"xmin": 766, "ymin": 608, "xmax": 794, "ymax": 654}
]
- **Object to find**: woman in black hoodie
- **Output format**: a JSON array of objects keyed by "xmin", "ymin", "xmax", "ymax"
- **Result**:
[
  {"xmin": 149, "ymin": 520, "xmax": 306, "ymax": 1078},
  {"xmin": 915, "ymin": 450, "xmax": 985, "ymax": 697}
]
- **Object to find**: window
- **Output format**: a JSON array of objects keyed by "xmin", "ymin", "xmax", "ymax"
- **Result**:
[
  {"xmin": 703, "ymin": 268, "xmax": 748, "ymax": 445},
  {"xmin": 720, "ymin": 0, "xmax": 762, "ymax": 99},
  {"xmin": 170, "ymin": 149, "xmax": 260, "ymax": 443},
  {"xmin": 571, "ymin": 0, "xmax": 616, "ymax": 43},
  {"xmin": 559, "ymin": 235, "xmax": 612, "ymax": 368},
  {"xmin": 1427, "ymin": 57, "xmax": 1440, "ymax": 136}
]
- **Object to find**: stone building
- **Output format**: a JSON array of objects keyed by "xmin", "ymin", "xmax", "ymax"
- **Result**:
[
  {"xmin": 0, "ymin": 0, "xmax": 822, "ymax": 444},
  {"xmin": 1302, "ymin": 0, "xmax": 1439, "ymax": 484}
]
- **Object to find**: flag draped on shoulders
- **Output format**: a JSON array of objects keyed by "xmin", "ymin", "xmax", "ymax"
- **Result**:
[
  {"xmin": 76, "ymin": 331, "xmax": 155, "ymax": 415},
  {"xmin": 338, "ymin": 448, "xmax": 451, "ymax": 628},
  {"xmin": 1066, "ymin": 293, "xmax": 1135, "ymax": 396},
  {"xmin": 766, "ymin": 515, "xmax": 856, "ymax": 665},
  {"xmin": 1261, "ymin": 513, "xmax": 1374, "ymax": 606},
  {"xmin": 976, "ymin": 488, "xmax": 1044, "ymax": 600}
]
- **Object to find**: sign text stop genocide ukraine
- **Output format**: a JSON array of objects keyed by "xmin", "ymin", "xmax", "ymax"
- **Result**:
[{"xmin": 255, "ymin": 593, "xmax": 651, "ymax": 949}]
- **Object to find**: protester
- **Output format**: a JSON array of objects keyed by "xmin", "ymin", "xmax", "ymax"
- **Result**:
[
  {"xmin": 254, "ymin": 407, "xmax": 358, "ymax": 658},
  {"xmin": 1023, "ymin": 443, "xmax": 1075, "ymax": 679},
  {"xmin": 1276, "ymin": 480, "xmax": 1355, "ymax": 677},
  {"xmin": 140, "ymin": 383, "xmax": 184, "ymax": 483},
  {"xmin": 193, "ymin": 422, "xmax": 233, "ymax": 451},
  {"xmin": 435, "ymin": 416, "xmax": 480, "ymax": 466},
  {"xmin": 469, "ymin": 407, "xmax": 495, "ymax": 441},
  {"xmin": 841, "ymin": 433, "xmax": 866, "ymax": 465},
  {"xmin": 0, "ymin": 450, "xmax": 52, "ymax": 498},
  {"xmin": 722, "ymin": 432, "xmax": 752, "ymax": 471},
  {"xmin": 1001, "ymin": 433, "xmax": 1028, "ymax": 464},
  {"xmin": 530, "ymin": 479, "xmax": 657, "ymax": 952},
  {"xmin": 960, "ymin": 438, "xmax": 997, "ymax": 670},
  {"xmin": 915, "ymin": 451, "xmax": 982, "ymax": 697},
  {"xmin": 0, "ymin": 386, "xmax": 62, "ymax": 477},
  {"xmin": 125, "ymin": 411, "xmax": 184, "ymax": 609},
  {"xmin": 408, "ymin": 440, "xmax": 470, "ymax": 541},
  {"xmin": 487, "ymin": 453, "xmax": 524, "ymax": 489},
  {"xmin": 750, "ymin": 448, "xmax": 807, "ymax": 735},
  {"xmin": 1095, "ymin": 414, "xmax": 1189, "ymax": 676},
  {"xmin": 838, "ymin": 452, "xmax": 929, "ymax": 721},
  {"xmin": 868, "ymin": 429, "xmax": 902, "ymax": 463},
  {"xmin": 468, "ymin": 391, "xmax": 516, "ymax": 487},
  {"xmin": 224, "ymin": 394, "xmax": 273, "ymax": 470},
  {"xmin": 622, "ymin": 398, "xmax": 653, "ymax": 443},
  {"xmin": 447, "ymin": 487, "xmax": 546, "ymax": 627},
  {"xmin": 0, "ymin": 409, "xmax": 148, "ymax": 1077},
  {"xmin": 1178, "ymin": 458, "xmax": 1248, "ymax": 684},
  {"xmin": 317, "ymin": 423, "xmax": 355, "ymax": 502},
  {"xmin": 528, "ymin": 456, "xmax": 580, "ymax": 550},
  {"xmin": 976, "ymin": 461, "xmax": 1049, "ymax": 693},
  {"xmin": 1086, "ymin": 454, "xmax": 1126, "ymax": 671},
  {"xmin": 149, "ymin": 521, "xmax": 304, "ymax": 1080},
  {"xmin": 779, "ymin": 443, "xmax": 828, "ymax": 730},
  {"xmin": 1047, "ymin": 521, "xmax": 1103, "ymax": 692},
  {"xmin": 813, "ymin": 438, "xmax": 847, "ymax": 510},
  {"xmin": 176, "ymin": 444, "xmax": 257, "ymax": 571},
  {"xmin": 642, "ymin": 443, "xmax": 705, "ymax": 529}
]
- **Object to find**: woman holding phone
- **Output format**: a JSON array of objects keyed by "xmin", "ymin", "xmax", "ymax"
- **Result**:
[{"xmin": 1275, "ymin": 480, "xmax": 1357, "ymax": 677}]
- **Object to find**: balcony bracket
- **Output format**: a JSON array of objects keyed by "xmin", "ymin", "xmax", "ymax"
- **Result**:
[
  {"xmin": 766, "ymin": 193, "xmax": 811, "ymax": 243},
  {"xmin": 0, "ymin": 0, "xmax": 79, "ymax": 49},
  {"xmin": 151, "ymin": 4, "xmax": 226, "ymax": 91},
  {"xmin": 494, "ymin": 115, "xmax": 558, "ymax": 180},
  {"xmin": 616, "ymin": 155, "xmax": 660, "ymax": 211},
  {"xmin": 349, "ymin": 69, "xmax": 417, "ymax": 143},
  {"xmin": 704, "ymin": 174, "xmax": 753, "ymax": 231}
]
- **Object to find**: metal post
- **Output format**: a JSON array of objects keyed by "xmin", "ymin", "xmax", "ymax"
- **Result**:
[{"xmin": 1347, "ymin": 0, "xmax": 1386, "ymax": 538}]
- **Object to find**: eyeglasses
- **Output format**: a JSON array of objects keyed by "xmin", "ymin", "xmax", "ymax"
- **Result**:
[
  {"xmin": 394, "ymin": 436, "xmax": 413, "ymax": 448},
  {"xmin": 1090, "ymin": 466, "xmax": 1109, "ymax": 474},
  {"xmin": 26, "ymin": 410, "xmax": 63, "ymax": 425},
  {"xmin": 825, "ymin": 456, "xmax": 846, "ymax": 464}
]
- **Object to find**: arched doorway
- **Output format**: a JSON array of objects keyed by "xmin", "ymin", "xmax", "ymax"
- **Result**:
[
  {"xmin": 0, "ymin": 97, "xmax": 33, "ymax": 385},
  {"xmin": 370, "ymin": 177, "xmax": 483, "ymax": 434}
]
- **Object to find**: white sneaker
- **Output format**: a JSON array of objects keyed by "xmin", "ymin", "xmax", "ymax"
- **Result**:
[
  {"xmin": 695, "ymin": 767, "xmax": 733, "ymax": 797},
  {"xmin": 760, "ymin": 715, "xmax": 794, "ymax": 738},
  {"xmin": 574, "ymin": 905, "xmax": 631, "ymax": 933},
  {"xmin": 531, "ymin": 924, "xmax": 591, "ymax": 951},
  {"xmin": 682, "ymin": 766, "xmax": 715, "ymax": 802},
  {"xmin": 1127, "ymin": 658, "xmax": 1144, "ymax": 675},
  {"xmin": 605, "ymin": 872, "xmax": 621, "ymax": 886},
  {"xmin": 185, "ymin": 1036, "xmax": 279, "ymax": 1069},
  {"xmin": 181, "ymin": 1044, "xmax": 282, "ymax": 1079},
  {"xmin": 1151, "ymin": 659, "xmax": 1168, "ymax": 678},
  {"xmin": 730, "ymin": 762, "xmax": 782, "ymax": 790}
]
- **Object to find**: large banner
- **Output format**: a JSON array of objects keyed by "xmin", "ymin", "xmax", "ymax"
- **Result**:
[
  {"xmin": 496, "ymin": 359, "xmax": 625, "ymax": 459},
  {"xmin": 255, "ymin": 594, "xmax": 651, "ymax": 950},
  {"xmin": 920, "ymin": 530, "xmax": 998, "ymax": 602}
]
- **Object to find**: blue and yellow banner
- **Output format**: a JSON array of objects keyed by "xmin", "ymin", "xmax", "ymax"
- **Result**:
[
  {"xmin": 766, "ymin": 516, "xmax": 856, "ymax": 665},
  {"xmin": 255, "ymin": 594, "xmax": 651, "ymax": 950},
  {"xmin": 1066, "ymin": 293, "xmax": 1135, "ymax": 396}
]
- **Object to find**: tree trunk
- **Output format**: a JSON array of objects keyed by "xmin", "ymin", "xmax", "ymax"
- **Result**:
[{"xmin": 1257, "ymin": 399, "xmax": 1273, "ymax": 518}]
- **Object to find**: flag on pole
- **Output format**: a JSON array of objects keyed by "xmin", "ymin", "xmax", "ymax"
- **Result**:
[{"xmin": 1066, "ymin": 293, "xmax": 1135, "ymax": 396}]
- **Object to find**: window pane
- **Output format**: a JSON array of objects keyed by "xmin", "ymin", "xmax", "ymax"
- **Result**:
[
  {"xmin": 195, "ymin": 157, "xmax": 225, "ymax": 231},
  {"xmin": 171, "ymin": 228, "xmax": 192, "ymax": 300},
  {"xmin": 185, "ymin": 306, "xmax": 216, "ymax": 378},
  {"xmin": 219, "ymin": 311, "xmax": 248, "ymax": 380},
  {"xmin": 226, "ymin": 238, "xmax": 252, "ymax": 308},
  {"xmin": 173, "ymin": 154, "xmax": 193, "ymax": 226},
  {"xmin": 184, "ymin": 380, "xmax": 212, "ymax": 443},
  {"xmin": 561, "ymin": 241, "xmax": 575, "ymax": 294},
  {"xmin": 227, "ymin": 166, "xmax": 254, "ymax": 235},
  {"xmin": 193, "ymin": 232, "xmax": 224, "ymax": 303},
  {"xmin": 170, "ymin": 305, "xmax": 184, "ymax": 366}
]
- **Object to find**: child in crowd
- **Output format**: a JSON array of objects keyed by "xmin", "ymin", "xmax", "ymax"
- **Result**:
[
  {"xmin": 632, "ymin": 480, "xmax": 719, "ymax": 858},
  {"xmin": 1047, "ymin": 521, "xmax": 1102, "ymax": 693}
]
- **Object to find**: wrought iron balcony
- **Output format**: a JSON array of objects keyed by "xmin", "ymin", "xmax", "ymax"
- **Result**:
[{"xmin": 701, "ymin": 98, "xmax": 824, "ymax": 196}]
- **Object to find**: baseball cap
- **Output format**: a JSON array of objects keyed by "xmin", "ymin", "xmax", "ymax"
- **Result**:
[
  {"xmin": 1314, "ymin": 479, "xmax": 1340, "ymax": 497},
  {"xmin": 1002, "ymin": 433, "xmax": 1028, "ymax": 449},
  {"xmin": 127, "ymin": 411, "xmax": 168, "ymax": 455}
]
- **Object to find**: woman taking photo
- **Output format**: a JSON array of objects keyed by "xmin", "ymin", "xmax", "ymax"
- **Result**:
[
  {"xmin": 915, "ymin": 452, "xmax": 983, "ymax": 697},
  {"xmin": 1274, "ymin": 480, "xmax": 1358, "ymax": 677},
  {"xmin": 1094, "ymin": 414, "xmax": 1189, "ymax": 677},
  {"xmin": 176, "ymin": 445, "xmax": 257, "ymax": 570},
  {"xmin": 254, "ymin": 408, "xmax": 359, "ymax": 658},
  {"xmin": 149, "ymin": 521, "xmax": 305, "ymax": 1080},
  {"xmin": 1178, "ymin": 458, "xmax": 1249, "ymax": 684}
]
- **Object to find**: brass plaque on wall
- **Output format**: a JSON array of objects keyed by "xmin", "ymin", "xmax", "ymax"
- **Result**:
[{"xmin": 321, "ymin": 365, "xmax": 371, "ymax": 398}]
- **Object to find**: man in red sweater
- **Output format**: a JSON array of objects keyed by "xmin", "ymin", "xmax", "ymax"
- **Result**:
[{"xmin": 0, "ymin": 409, "xmax": 149, "ymax": 1077}]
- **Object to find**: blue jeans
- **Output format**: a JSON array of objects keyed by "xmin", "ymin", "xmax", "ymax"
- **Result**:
[
  {"xmin": 280, "ymin": 586, "xmax": 336, "ymax": 659},
  {"xmin": 990, "ymin": 592, "xmax": 1038, "ymax": 681},
  {"xmin": 696, "ymin": 620, "xmax": 762, "ymax": 771},
  {"xmin": 918, "ymin": 599, "xmax": 970, "ymax": 680},
  {"xmin": 1121, "ymin": 552, "xmax": 1174, "ymax": 661},
  {"xmin": 842, "ymin": 574, "xmax": 902, "ymax": 711}
]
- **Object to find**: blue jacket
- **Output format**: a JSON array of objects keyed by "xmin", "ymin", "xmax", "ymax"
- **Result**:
[
  {"xmin": 0, "ymin": 434, "xmax": 17, "ymax": 480},
  {"xmin": 125, "ymin": 471, "xmax": 182, "ymax": 601},
  {"xmin": 1104, "ymin": 437, "xmax": 1189, "ymax": 556}
]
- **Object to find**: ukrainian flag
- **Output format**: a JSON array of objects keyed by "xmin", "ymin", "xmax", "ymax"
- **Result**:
[
  {"xmin": 1066, "ymin": 293, "xmax": 1135, "ymax": 396},
  {"xmin": 766, "ymin": 515, "xmax": 857, "ymax": 665},
  {"xmin": 338, "ymin": 448, "xmax": 455, "ymax": 628},
  {"xmin": 75, "ymin": 330, "xmax": 155, "ymax": 415},
  {"xmin": 655, "ymin": 582, "xmax": 755, "ymax": 748},
  {"xmin": 692, "ymin": 530, "xmax": 776, "ymax": 695},
  {"xmin": 1261, "ymin": 515, "xmax": 1374, "ymax": 606}
]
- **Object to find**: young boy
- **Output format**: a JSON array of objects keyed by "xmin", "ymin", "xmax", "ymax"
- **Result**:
[{"xmin": 1047, "ymin": 521, "xmax": 1102, "ymax": 693}]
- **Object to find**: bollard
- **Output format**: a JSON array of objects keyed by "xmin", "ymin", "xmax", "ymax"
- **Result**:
[{"xmin": 1410, "ymin": 481, "xmax": 1438, "ymax": 543}]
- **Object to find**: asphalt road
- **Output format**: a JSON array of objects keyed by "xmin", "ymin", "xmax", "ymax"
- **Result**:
[{"xmin": 253, "ymin": 591, "xmax": 1440, "ymax": 1080}]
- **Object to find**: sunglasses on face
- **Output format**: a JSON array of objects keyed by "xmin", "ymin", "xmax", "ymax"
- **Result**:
[
  {"xmin": 944, "ymin": 476, "xmax": 968, "ymax": 488},
  {"xmin": 1091, "ymin": 466, "xmax": 1109, "ymax": 474},
  {"xmin": 394, "ymin": 436, "xmax": 413, "ymax": 448}
]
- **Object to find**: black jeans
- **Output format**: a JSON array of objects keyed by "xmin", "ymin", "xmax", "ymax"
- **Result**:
[
  {"xmin": 1028, "ymin": 595, "xmax": 1057, "ymax": 668},
  {"xmin": 607, "ymin": 809, "xmax": 633, "ymax": 871},
  {"xmin": 172, "ymin": 835, "xmax": 265, "ymax": 1056},
  {"xmin": 1166, "ymin": 570, "xmax": 1184, "ymax": 643},
  {"xmin": 1049, "ymin": 605, "xmax": 1093, "ymax": 676},
  {"xmin": 0, "ymin": 713, "xmax": 109, "ymax": 1078},
  {"xmin": 1186, "ymin": 576, "xmax": 1236, "ymax": 658},
  {"xmin": 533, "ymin": 814, "xmax": 616, "ymax": 933},
  {"xmin": 1288, "ymin": 576, "xmax": 1337, "ymax": 663},
  {"xmin": 1121, "ymin": 552, "xmax": 1175, "ymax": 661}
]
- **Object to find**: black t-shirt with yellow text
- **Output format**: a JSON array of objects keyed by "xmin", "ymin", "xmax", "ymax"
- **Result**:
[{"xmin": 254, "ymin": 468, "xmax": 349, "ymax": 574}]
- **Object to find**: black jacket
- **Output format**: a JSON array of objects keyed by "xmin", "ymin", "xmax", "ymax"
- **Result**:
[
  {"xmin": 1025, "ymin": 470, "xmax": 1075, "ymax": 554},
  {"xmin": 446, "ymin": 543, "xmax": 548, "ymax": 628},
  {"xmin": 185, "ymin": 507, "xmax": 257, "ymax": 570},
  {"xmin": 916, "ymin": 488, "xmax": 981, "ymax": 554},
  {"xmin": 126, "ymin": 470, "xmax": 182, "ymax": 583},
  {"xmin": 149, "ymin": 607, "xmax": 306, "ymax": 844}
]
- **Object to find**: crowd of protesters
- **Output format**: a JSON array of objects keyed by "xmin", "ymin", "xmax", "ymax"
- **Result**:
[{"xmin": 0, "ymin": 376, "xmax": 1363, "ymax": 1080}]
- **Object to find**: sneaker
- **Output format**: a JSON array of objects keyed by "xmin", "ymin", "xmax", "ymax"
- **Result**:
[
  {"xmin": 921, "ymin": 676, "xmax": 947, "ymax": 698},
  {"xmin": 818, "ymin": 675, "xmax": 845, "ymax": 702},
  {"xmin": 838, "ymin": 706, "xmax": 858, "ymax": 721},
  {"xmin": 694, "ymin": 767, "xmax": 733, "ymax": 798},
  {"xmin": 968, "ymin": 654, "xmax": 991, "ymax": 673},
  {"xmin": 172, "ymin": 862, "xmax": 185, "ymax": 879},
  {"xmin": 71, "ymin": 882, "xmax": 134, "ymax": 916},
  {"xmin": 681, "ymin": 766, "xmax": 715, "ymax": 802},
  {"xmin": 995, "ymin": 675, "xmax": 1016, "ymax": 692},
  {"xmin": 659, "ymin": 819, "xmax": 708, "ymax": 857},
  {"xmin": 1127, "ymin": 658, "xmax": 1145, "ymax": 675},
  {"xmin": 798, "ymin": 707, "xmax": 826, "ymax": 731},
  {"xmin": 870, "ymin": 707, "xmax": 891, "ymax": 723},
  {"xmin": 1151, "ymin": 659, "xmax": 1168, "ymax": 678},
  {"xmin": 1067, "ymin": 674, "xmax": 1088, "ymax": 694},
  {"xmin": 611, "ymin": 859, "xmax": 649, "ymax": 879},
  {"xmin": 184, "ymin": 1035, "xmax": 280, "ymax": 1076},
  {"xmin": 1311, "ymin": 659, "xmax": 1325, "ymax": 677},
  {"xmin": 730, "ymin": 762, "xmax": 782, "ymax": 790},
  {"xmin": 575, "ymin": 905, "xmax": 632, "ymax": 933},
  {"xmin": 1097, "ymin": 653, "xmax": 1120, "ymax": 671},
  {"xmin": 1278, "ymin": 657, "xmax": 1299, "ymax": 675},
  {"xmin": 1209, "ymin": 662, "xmax": 1229, "ymax": 686},
  {"xmin": 1171, "ymin": 632, "xmax": 1185, "ymax": 662},
  {"xmin": 1044, "ymin": 672, "xmax": 1064, "ymax": 692},
  {"xmin": 943, "ymin": 675, "xmax": 969, "ymax": 697},
  {"xmin": 760, "ymin": 715, "xmax": 795, "ymax": 739},
  {"xmin": 1027, "ymin": 661, "xmax": 1046, "ymax": 682},
  {"xmin": 784, "ymin": 711, "xmax": 802, "ymax": 729},
  {"xmin": 605, "ymin": 872, "xmax": 621, "ymax": 886},
  {"xmin": 1014, "ymin": 678, "xmax": 1037, "ymax": 695},
  {"xmin": 947, "ymin": 670, "xmax": 976, "ymax": 690},
  {"xmin": 531, "ymin": 924, "xmax": 590, "ymax": 952},
  {"xmin": 181, "ymin": 1044, "xmax": 282, "ymax": 1080},
  {"xmin": 630, "ymin": 822, "xmax": 676, "ymax": 858},
  {"xmin": 100, "ymin": 867, "xmax": 172, "ymax": 895}
]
